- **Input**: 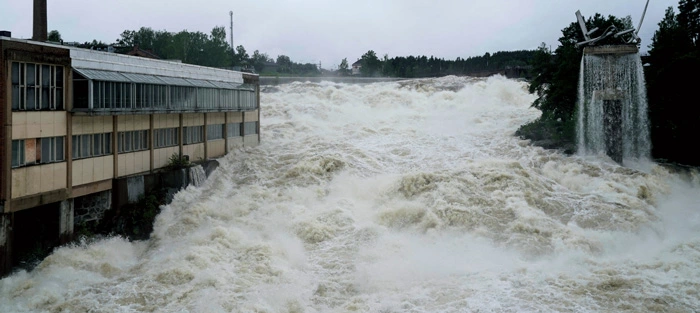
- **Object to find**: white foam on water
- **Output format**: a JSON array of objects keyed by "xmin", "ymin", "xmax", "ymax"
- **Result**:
[{"xmin": 1, "ymin": 76, "xmax": 698, "ymax": 312}]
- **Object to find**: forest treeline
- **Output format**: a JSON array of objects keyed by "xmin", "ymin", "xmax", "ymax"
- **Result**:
[
  {"xmin": 517, "ymin": 0, "xmax": 700, "ymax": 166},
  {"xmin": 50, "ymin": 27, "xmax": 536, "ymax": 78}
]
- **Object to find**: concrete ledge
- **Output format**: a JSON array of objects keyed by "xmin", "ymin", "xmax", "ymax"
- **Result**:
[
  {"xmin": 583, "ymin": 45, "xmax": 639, "ymax": 55},
  {"xmin": 71, "ymin": 179, "xmax": 112, "ymax": 198},
  {"xmin": 10, "ymin": 189, "xmax": 69, "ymax": 212}
]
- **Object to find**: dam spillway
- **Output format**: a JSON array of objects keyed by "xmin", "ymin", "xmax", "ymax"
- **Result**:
[{"xmin": 577, "ymin": 45, "xmax": 651, "ymax": 164}]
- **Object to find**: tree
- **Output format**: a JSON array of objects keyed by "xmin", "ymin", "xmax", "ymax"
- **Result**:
[
  {"xmin": 250, "ymin": 50, "xmax": 271, "ymax": 73},
  {"xmin": 277, "ymin": 55, "xmax": 292, "ymax": 73},
  {"xmin": 234, "ymin": 45, "xmax": 249, "ymax": 67},
  {"xmin": 360, "ymin": 50, "xmax": 381, "ymax": 76},
  {"xmin": 645, "ymin": 2, "xmax": 700, "ymax": 165},
  {"xmin": 48, "ymin": 30, "xmax": 62, "ymax": 42},
  {"xmin": 338, "ymin": 58, "xmax": 349, "ymax": 76}
]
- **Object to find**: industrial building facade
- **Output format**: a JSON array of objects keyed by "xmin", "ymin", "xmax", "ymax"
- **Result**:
[{"xmin": 0, "ymin": 36, "xmax": 260, "ymax": 274}]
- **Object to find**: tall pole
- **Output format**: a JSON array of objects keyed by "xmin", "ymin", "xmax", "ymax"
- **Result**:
[{"xmin": 230, "ymin": 11, "xmax": 234, "ymax": 68}]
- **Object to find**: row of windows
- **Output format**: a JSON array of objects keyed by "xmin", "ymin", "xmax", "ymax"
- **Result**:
[
  {"xmin": 11, "ymin": 137, "xmax": 65, "ymax": 168},
  {"xmin": 76, "ymin": 81, "xmax": 256, "ymax": 111},
  {"xmin": 11, "ymin": 62, "xmax": 64, "ymax": 111},
  {"xmin": 155, "ymin": 128, "xmax": 179, "ymax": 148},
  {"xmin": 73, "ymin": 133, "xmax": 112, "ymax": 160},
  {"xmin": 118, "ymin": 130, "xmax": 149, "ymax": 154},
  {"xmin": 10, "ymin": 124, "xmax": 258, "ymax": 168}
]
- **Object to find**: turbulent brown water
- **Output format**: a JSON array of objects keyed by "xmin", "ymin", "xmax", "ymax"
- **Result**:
[{"xmin": 1, "ymin": 76, "xmax": 699, "ymax": 312}]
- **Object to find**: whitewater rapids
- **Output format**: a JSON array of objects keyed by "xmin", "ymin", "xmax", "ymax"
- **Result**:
[{"xmin": 1, "ymin": 76, "xmax": 699, "ymax": 312}]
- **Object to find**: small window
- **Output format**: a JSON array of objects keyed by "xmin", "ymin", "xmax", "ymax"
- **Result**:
[{"xmin": 11, "ymin": 140, "xmax": 25, "ymax": 168}]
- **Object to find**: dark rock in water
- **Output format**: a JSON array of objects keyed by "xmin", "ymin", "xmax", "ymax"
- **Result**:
[
  {"xmin": 262, "ymin": 86, "xmax": 281, "ymax": 93},
  {"xmin": 203, "ymin": 160, "xmax": 220, "ymax": 177}
]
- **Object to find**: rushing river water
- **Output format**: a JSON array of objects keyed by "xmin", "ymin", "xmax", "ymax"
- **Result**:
[{"xmin": 1, "ymin": 76, "xmax": 699, "ymax": 312}]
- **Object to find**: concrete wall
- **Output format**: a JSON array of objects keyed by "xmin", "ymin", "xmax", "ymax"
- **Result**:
[
  {"xmin": 72, "ymin": 115, "xmax": 112, "ymax": 135},
  {"xmin": 208, "ymin": 140, "xmax": 225, "ymax": 158},
  {"xmin": 183, "ymin": 143, "xmax": 204, "ymax": 161},
  {"xmin": 72, "ymin": 155, "xmax": 113, "ymax": 186},
  {"xmin": 117, "ymin": 150, "xmax": 150, "ymax": 177},
  {"xmin": 11, "ymin": 112, "xmax": 67, "ymax": 139},
  {"xmin": 244, "ymin": 110, "xmax": 258, "ymax": 122},
  {"xmin": 153, "ymin": 114, "xmax": 179, "ymax": 129},
  {"xmin": 227, "ymin": 112, "xmax": 243, "ymax": 123},
  {"xmin": 182, "ymin": 113, "xmax": 204, "ymax": 127},
  {"xmin": 117, "ymin": 114, "xmax": 149, "ymax": 131},
  {"xmin": 11, "ymin": 163, "xmax": 67, "ymax": 198},
  {"xmin": 154, "ymin": 146, "xmax": 179, "ymax": 169}
]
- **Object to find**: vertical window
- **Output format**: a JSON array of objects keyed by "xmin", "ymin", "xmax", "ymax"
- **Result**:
[{"xmin": 11, "ymin": 140, "xmax": 26, "ymax": 168}]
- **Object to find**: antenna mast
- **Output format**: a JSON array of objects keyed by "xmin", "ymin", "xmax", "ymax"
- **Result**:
[{"xmin": 230, "ymin": 11, "xmax": 234, "ymax": 67}]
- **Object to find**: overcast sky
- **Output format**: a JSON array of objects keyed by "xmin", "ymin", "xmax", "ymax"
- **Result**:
[{"xmin": 1, "ymin": 0, "xmax": 678, "ymax": 69}]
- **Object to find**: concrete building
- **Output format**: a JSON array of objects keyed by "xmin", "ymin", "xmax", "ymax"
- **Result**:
[{"xmin": 0, "ymin": 34, "xmax": 260, "ymax": 275}]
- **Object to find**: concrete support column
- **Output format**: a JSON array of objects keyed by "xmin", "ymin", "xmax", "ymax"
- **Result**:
[
  {"xmin": 0, "ymin": 214, "xmax": 11, "ymax": 277},
  {"xmin": 59, "ymin": 200, "xmax": 73, "ymax": 244}
]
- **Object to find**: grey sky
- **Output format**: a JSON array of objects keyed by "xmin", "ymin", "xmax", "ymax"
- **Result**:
[{"xmin": 1, "ymin": 0, "xmax": 678, "ymax": 69}]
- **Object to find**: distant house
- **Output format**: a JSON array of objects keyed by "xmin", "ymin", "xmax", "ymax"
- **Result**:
[
  {"xmin": 125, "ymin": 45, "xmax": 161, "ymax": 59},
  {"xmin": 351, "ymin": 59, "xmax": 362, "ymax": 75}
]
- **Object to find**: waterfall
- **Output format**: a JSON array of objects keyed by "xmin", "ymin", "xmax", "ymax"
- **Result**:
[
  {"xmin": 576, "ymin": 51, "xmax": 651, "ymax": 164},
  {"xmin": 188, "ymin": 165, "xmax": 207, "ymax": 187},
  {"xmin": 126, "ymin": 176, "xmax": 145, "ymax": 203}
]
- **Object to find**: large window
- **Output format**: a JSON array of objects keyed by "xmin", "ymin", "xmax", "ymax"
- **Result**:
[
  {"xmin": 135, "ymin": 84, "xmax": 168, "ymax": 109},
  {"xmin": 93, "ymin": 81, "xmax": 133, "ymax": 109},
  {"xmin": 244, "ymin": 122, "xmax": 258, "ymax": 135},
  {"xmin": 197, "ymin": 88, "xmax": 219, "ymax": 109},
  {"xmin": 11, "ymin": 62, "xmax": 64, "ymax": 111},
  {"xmin": 118, "ymin": 130, "xmax": 149, "ymax": 153},
  {"xmin": 72, "ymin": 133, "xmax": 112, "ymax": 159},
  {"xmin": 171, "ymin": 86, "xmax": 196, "ymax": 109},
  {"xmin": 227, "ymin": 123, "xmax": 242, "ymax": 137},
  {"xmin": 183, "ymin": 126, "xmax": 204, "ymax": 145},
  {"xmin": 207, "ymin": 124, "xmax": 224, "ymax": 140},
  {"xmin": 154, "ymin": 128, "xmax": 179, "ymax": 148}
]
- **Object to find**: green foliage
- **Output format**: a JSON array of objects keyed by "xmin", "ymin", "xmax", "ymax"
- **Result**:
[
  {"xmin": 515, "ymin": 111, "xmax": 577, "ymax": 154},
  {"xmin": 645, "ymin": 1, "xmax": 700, "ymax": 166},
  {"xmin": 48, "ymin": 30, "xmax": 62, "ymax": 42},
  {"xmin": 338, "ymin": 58, "xmax": 350, "ymax": 76},
  {"xmin": 360, "ymin": 50, "xmax": 382, "ymax": 77},
  {"xmin": 116, "ymin": 26, "xmax": 234, "ymax": 67},
  {"xmin": 167, "ymin": 153, "xmax": 190, "ymax": 170}
]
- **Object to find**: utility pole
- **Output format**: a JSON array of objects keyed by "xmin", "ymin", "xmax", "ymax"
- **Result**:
[{"xmin": 230, "ymin": 11, "xmax": 234, "ymax": 68}]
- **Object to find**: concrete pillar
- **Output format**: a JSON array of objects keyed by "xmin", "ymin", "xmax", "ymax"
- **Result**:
[
  {"xmin": 0, "ymin": 214, "xmax": 11, "ymax": 276},
  {"xmin": 59, "ymin": 200, "xmax": 74, "ymax": 244}
]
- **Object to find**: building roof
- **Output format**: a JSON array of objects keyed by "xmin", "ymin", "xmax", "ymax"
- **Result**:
[
  {"xmin": 0, "ymin": 36, "xmax": 255, "ymax": 84},
  {"xmin": 352, "ymin": 60, "xmax": 362, "ymax": 67}
]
